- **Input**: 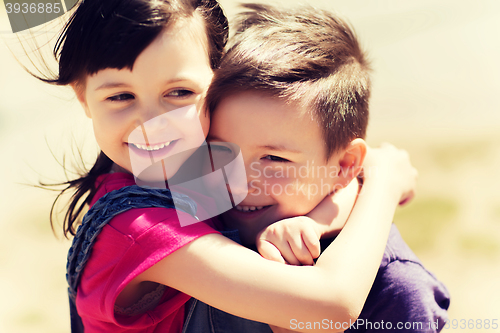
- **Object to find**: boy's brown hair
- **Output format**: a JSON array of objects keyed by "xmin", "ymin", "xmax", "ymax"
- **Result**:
[{"xmin": 206, "ymin": 3, "xmax": 371, "ymax": 159}]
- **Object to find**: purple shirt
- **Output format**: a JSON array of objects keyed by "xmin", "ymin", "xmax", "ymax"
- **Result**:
[{"xmin": 344, "ymin": 224, "xmax": 450, "ymax": 332}]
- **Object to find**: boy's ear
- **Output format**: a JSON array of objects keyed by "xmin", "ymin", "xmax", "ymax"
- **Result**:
[
  {"xmin": 71, "ymin": 83, "xmax": 91, "ymax": 118},
  {"xmin": 336, "ymin": 138, "xmax": 367, "ymax": 187}
]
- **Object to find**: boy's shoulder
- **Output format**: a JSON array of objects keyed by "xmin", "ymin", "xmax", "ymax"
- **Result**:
[
  {"xmin": 336, "ymin": 224, "xmax": 451, "ymax": 332},
  {"xmin": 376, "ymin": 224, "xmax": 448, "ymax": 297},
  {"xmin": 381, "ymin": 224, "xmax": 421, "ymax": 267},
  {"xmin": 355, "ymin": 224, "xmax": 451, "ymax": 332}
]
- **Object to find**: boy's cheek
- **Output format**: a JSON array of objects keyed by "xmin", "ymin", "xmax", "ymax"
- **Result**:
[{"xmin": 276, "ymin": 185, "xmax": 323, "ymax": 215}]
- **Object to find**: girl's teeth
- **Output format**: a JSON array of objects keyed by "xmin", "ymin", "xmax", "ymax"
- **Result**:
[
  {"xmin": 235, "ymin": 205, "xmax": 265, "ymax": 212},
  {"xmin": 133, "ymin": 141, "xmax": 172, "ymax": 151}
]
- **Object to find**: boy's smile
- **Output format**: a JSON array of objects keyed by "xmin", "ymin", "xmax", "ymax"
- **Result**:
[{"xmin": 208, "ymin": 92, "xmax": 345, "ymax": 245}]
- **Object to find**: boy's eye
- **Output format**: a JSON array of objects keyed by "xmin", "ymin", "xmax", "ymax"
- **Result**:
[
  {"xmin": 107, "ymin": 93, "xmax": 134, "ymax": 102},
  {"xmin": 209, "ymin": 143, "xmax": 234, "ymax": 155},
  {"xmin": 166, "ymin": 89, "xmax": 195, "ymax": 98},
  {"xmin": 263, "ymin": 155, "xmax": 290, "ymax": 162},
  {"xmin": 208, "ymin": 142, "xmax": 239, "ymax": 169}
]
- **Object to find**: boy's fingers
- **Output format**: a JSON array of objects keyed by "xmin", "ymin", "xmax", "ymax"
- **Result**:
[
  {"xmin": 302, "ymin": 228, "xmax": 321, "ymax": 259},
  {"xmin": 287, "ymin": 235, "xmax": 314, "ymax": 266},
  {"xmin": 260, "ymin": 229, "xmax": 302, "ymax": 265},
  {"xmin": 279, "ymin": 241, "xmax": 301, "ymax": 266},
  {"xmin": 257, "ymin": 240, "xmax": 286, "ymax": 264}
]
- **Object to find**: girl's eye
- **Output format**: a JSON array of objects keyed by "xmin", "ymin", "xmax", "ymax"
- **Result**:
[
  {"xmin": 107, "ymin": 93, "xmax": 134, "ymax": 102},
  {"xmin": 263, "ymin": 155, "xmax": 290, "ymax": 162},
  {"xmin": 166, "ymin": 89, "xmax": 195, "ymax": 98}
]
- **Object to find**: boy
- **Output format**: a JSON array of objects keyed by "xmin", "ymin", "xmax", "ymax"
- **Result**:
[{"xmin": 184, "ymin": 4, "xmax": 449, "ymax": 333}]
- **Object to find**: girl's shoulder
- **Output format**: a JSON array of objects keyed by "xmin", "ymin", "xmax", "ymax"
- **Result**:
[
  {"xmin": 91, "ymin": 172, "xmax": 220, "ymax": 240},
  {"xmin": 91, "ymin": 172, "xmax": 136, "ymax": 207}
]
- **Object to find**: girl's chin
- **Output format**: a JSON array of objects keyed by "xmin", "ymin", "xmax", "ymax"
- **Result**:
[
  {"xmin": 111, "ymin": 163, "xmax": 131, "ymax": 174},
  {"xmin": 135, "ymin": 178, "xmax": 169, "ymax": 189},
  {"xmin": 132, "ymin": 163, "xmax": 184, "ymax": 188}
]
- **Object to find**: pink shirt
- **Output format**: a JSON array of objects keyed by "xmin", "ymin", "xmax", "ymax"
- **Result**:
[{"xmin": 76, "ymin": 173, "xmax": 221, "ymax": 332}]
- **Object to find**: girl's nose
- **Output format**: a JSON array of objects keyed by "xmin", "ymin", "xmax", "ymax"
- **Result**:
[{"xmin": 138, "ymin": 108, "xmax": 169, "ymax": 129}]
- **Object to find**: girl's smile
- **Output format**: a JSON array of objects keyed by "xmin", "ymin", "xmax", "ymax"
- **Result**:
[
  {"xmin": 128, "ymin": 139, "xmax": 179, "ymax": 159},
  {"xmin": 129, "ymin": 141, "xmax": 175, "ymax": 152}
]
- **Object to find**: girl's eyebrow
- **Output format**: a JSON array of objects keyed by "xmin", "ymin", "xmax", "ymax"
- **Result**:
[
  {"xmin": 164, "ymin": 77, "xmax": 195, "ymax": 84},
  {"xmin": 95, "ymin": 82, "xmax": 131, "ymax": 91},
  {"xmin": 96, "ymin": 77, "xmax": 197, "ymax": 91}
]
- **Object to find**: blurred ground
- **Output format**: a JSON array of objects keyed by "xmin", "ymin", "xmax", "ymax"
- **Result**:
[{"xmin": 1, "ymin": 0, "xmax": 499, "ymax": 332}]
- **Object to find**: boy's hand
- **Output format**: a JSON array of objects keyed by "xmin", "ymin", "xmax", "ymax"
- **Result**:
[{"xmin": 256, "ymin": 216, "xmax": 321, "ymax": 266}]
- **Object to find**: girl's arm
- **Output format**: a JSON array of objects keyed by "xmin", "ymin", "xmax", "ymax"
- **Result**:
[
  {"xmin": 139, "ymin": 144, "xmax": 417, "ymax": 332},
  {"xmin": 306, "ymin": 176, "xmax": 359, "ymax": 238}
]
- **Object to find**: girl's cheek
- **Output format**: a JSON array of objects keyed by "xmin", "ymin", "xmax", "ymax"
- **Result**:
[
  {"xmin": 199, "ymin": 110, "xmax": 210, "ymax": 138},
  {"xmin": 197, "ymin": 86, "xmax": 212, "ymax": 137}
]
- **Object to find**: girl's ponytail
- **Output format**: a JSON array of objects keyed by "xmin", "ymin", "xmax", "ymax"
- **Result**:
[{"xmin": 48, "ymin": 152, "xmax": 113, "ymax": 238}]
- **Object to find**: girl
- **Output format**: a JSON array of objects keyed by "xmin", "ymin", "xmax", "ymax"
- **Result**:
[{"xmin": 31, "ymin": 0, "xmax": 417, "ymax": 332}]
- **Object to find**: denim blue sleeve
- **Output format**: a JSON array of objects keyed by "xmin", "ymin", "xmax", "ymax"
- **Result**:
[{"xmin": 346, "ymin": 225, "xmax": 450, "ymax": 333}]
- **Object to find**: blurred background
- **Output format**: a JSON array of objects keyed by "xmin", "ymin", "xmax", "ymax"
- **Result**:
[{"xmin": 1, "ymin": 0, "xmax": 499, "ymax": 332}]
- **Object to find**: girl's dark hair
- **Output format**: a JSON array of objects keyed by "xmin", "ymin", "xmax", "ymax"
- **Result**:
[{"xmin": 37, "ymin": 0, "xmax": 228, "ymax": 237}]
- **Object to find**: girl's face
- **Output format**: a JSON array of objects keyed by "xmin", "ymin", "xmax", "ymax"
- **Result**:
[{"xmin": 77, "ymin": 17, "xmax": 213, "ymax": 180}]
